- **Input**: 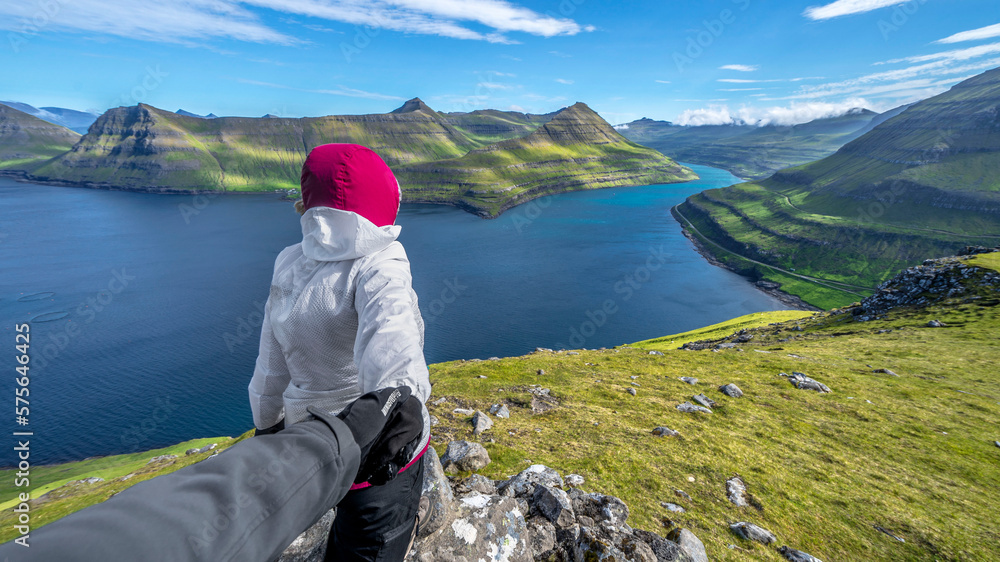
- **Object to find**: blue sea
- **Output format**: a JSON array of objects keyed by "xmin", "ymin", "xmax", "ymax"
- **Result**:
[{"xmin": 0, "ymin": 164, "xmax": 788, "ymax": 465}]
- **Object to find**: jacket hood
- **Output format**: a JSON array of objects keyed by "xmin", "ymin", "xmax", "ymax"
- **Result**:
[
  {"xmin": 300, "ymin": 206, "xmax": 401, "ymax": 262},
  {"xmin": 300, "ymin": 143, "xmax": 401, "ymax": 227}
]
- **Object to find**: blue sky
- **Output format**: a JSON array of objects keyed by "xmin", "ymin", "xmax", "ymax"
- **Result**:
[{"xmin": 2, "ymin": 0, "xmax": 999, "ymax": 125}]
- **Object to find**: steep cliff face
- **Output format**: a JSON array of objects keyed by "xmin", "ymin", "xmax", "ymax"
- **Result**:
[
  {"xmin": 0, "ymin": 104, "xmax": 80, "ymax": 172},
  {"xmin": 397, "ymin": 102, "xmax": 698, "ymax": 217}
]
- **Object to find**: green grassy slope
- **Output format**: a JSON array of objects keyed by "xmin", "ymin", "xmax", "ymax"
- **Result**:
[
  {"xmin": 618, "ymin": 109, "xmax": 881, "ymax": 180},
  {"xmin": 3, "ymin": 255, "xmax": 997, "ymax": 561},
  {"xmin": 0, "ymin": 104, "xmax": 80, "ymax": 172},
  {"xmin": 396, "ymin": 102, "xmax": 698, "ymax": 217},
  {"xmin": 424, "ymin": 254, "xmax": 1000, "ymax": 561},
  {"xmin": 676, "ymin": 66, "xmax": 1000, "ymax": 309}
]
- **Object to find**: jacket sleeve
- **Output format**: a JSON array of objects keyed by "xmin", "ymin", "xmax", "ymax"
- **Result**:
[
  {"xmin": 248, "ymin": 290, "xmax": 291, "ymax": 429},
  {"xmin": 353, "ymin": 252, "xmax": 431, "ymax": 404},
  {"xmin": 0, "ymin": 416, "xmax": 361, "ymax": 562}
]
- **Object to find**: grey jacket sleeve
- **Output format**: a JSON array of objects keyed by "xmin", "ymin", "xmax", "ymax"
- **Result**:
[{"xmin": 0, "ymin": 416, "xmax": 360, "ymax": 562}]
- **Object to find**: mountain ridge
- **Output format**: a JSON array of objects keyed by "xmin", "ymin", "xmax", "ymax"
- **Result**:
[
  {"xmin": 14, "ymin": 100, "xmax": 695, "ymax": 217},
  {"xmin": 674, "ymin": 65, "xmax": 1000, "ymax": 309}
]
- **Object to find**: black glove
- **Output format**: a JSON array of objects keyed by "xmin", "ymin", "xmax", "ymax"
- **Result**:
[
  {"xmin": 253, "ymin": 419, "xmax": 285, "ymax": 436},
  {"xmin": 308, "ymin": 386, "xmax": 423, "ymax": 486}
]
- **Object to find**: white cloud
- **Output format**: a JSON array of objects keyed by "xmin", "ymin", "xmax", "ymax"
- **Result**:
[
  {"xmin": 719, "ymin": 88, "xmax": 765, "ymax": 92},
  {"xmin": 655, "ymin": 80, "xmax": 672, "ymax": 84},
  {"xmin": 803, "ymin": 0, "xmax": 907, "ymax": 20},
  {"xmin": 477, "ymin": 81, "xmax": 515, "ymax": 90},
  {"xmin": 555, "ymin": 78, "xmax": 574, "ymax": 84},
  {"xmin": 936, "ymin": 23, "xmax": 1000, "ymax": 44},
  {"xmin": 677, "ymin": 98, "xmax": 871, "ymax": 127},
  {"xmin": 719, "ymin": 64, "xmax": 758, "ymax": 72},
  {"xmin": 236, "ymin": 78, "xmax": 405, "ymax": 100},
  {"xmin": 0, "ymin": 0, "xmax": 593, "ymax": 46},
  {"xmin": 878, "ymin": 42, "xmax": 1000, "ymax": 65}
]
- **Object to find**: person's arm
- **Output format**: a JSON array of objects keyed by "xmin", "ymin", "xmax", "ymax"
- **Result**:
[
  {"xmin": 353, "ymin": 251, "xmax": 431, "ymax": 404},
  {"xmin": 248, "ymin": 292, "xmax": 292, "ymax": 429},
  {"xmin": 0, "ymin": 388, "xmax": 423, "ymax": 562},
  {"xmin": 2, "ymin": 412, "xmax": 360, "ymax": 562}
]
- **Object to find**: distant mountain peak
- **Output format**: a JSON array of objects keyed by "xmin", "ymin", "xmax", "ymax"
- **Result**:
[
  {"xmin": 176, "ymin": 109, "xmax": 216, "ymax": 119},
  {"xmin": 391, "ymin": 97, "xmax": 438, "ymax": 115}
]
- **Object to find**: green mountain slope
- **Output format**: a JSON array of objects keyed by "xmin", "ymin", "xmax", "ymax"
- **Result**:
[
  {"xmin": 30, "ymin": 100, "xmax": 485, "ymax": 192},
  {"xmin": 23, "ymin": 99, "xmax": 682, "ymax": 217},
  {"xmin": 676, "ymin": 67, "xmax": 1000, "ymax": 309},
  {"xmin": 396, "ymin": 102, "xmax": 698, "ymax": 217},
  {"xmin": 4, "ymin": 251, "xmax": 998, "ymax": 561},
  {"xmin": 618, "ymin": 108, "xmax": 885, "ymax": 180},
  {"xmin": 443, "ymin": 108, "xmax": 554, "ymax": 146},
  {"xmin": 0, "ymin": 104, "xmax": 80, "ymax": 172}
]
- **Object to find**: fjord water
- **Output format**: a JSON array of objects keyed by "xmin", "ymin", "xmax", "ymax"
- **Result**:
[{"xmin": 0, "ymin": 164, "xmax": 788, "ymax": 464}]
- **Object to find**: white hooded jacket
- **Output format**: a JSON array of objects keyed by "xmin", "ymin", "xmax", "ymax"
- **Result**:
[{"xmin": 248, "ymin": 206, "xmax": 431, "ymax": 458}]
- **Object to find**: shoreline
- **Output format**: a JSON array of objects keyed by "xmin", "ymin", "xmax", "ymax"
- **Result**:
[{"xmin": 673, "ymin": 212, "xmax": 821, "ymax": 312}]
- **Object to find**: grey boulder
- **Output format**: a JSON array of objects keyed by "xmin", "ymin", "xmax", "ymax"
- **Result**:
[
  {"xmin": 719, "ymin": 383, "xmax": 744, "ymax": 398},
  {"xmin": 730, "ymin": 521, "xmax": 776, "ymax": 544},
  {"xmin": 440, "ymin": 440, "xmax": 491, "ymax": 474}
]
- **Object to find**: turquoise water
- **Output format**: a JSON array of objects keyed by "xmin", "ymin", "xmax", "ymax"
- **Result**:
[{"xmin": 0, "ymin": 164, "xmax": 787, "ymax": 464}]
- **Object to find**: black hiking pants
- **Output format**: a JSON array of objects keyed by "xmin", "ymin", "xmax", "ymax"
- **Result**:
[{"xmin": 325, "ymin": 457, "xmax": 424, "ymax": 562}]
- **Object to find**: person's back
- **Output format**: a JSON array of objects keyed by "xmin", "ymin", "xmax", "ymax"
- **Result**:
[{"xmin": 249, "ymin": 143, "xmax": 431, "ymax": 561}]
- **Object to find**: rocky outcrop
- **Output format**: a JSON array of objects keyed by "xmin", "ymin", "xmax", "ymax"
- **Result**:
[
  {"xmin": 277, "ymin": 444, "xmax": 706, "ymax": 562},
  {"xmin": 848, "ymin": 249, "xmax": 1000, "ymax": 321}
]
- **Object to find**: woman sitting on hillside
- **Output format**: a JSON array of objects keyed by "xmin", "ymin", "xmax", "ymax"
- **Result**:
[{"xmin": 248, "ymin": 143, "xmax": 431, "ymax": 562}]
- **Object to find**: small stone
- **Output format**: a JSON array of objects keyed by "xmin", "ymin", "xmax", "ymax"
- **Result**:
[
  {"xmin": 927, "ymin": 319, "xmax": 946, "ymax": 327},
  {"xmin": 631, "ymin": 381, "xmax": 641, "ymax": 387},
  {"xmin": 453, "ymin": 408, "xmax": 475, "ymax": 415},
  {"xmin": 677, "ymin": 402, "xmax": 712, "ymax": 414},
  {"xmin": 994, "ymin": 440, "xmax": 1000, "ymax": 448},
  {"xmin": 666, "ymin": 528, "xmax": 709, "ymax": 562},
  {"xmin": 147, "ymin": 454, "xmax": 177, "ymax": 464},
  {"xmin": 679, "ymin": 377, "xmax": 699, "ymax": 385},
  {"xmin": 499, "ymin": 464, "xmax": 564, "ymax": 498},
  {"xmin": 535, "ymin": 347, "xmax": 553, "ymax": 353},
  {"xmin": 475, "ymin": 375, "xmax": 488, "ymax": 379},
  {"xmin": 651, "ymin": 427, "xmax": 680, "ymax": 438},
  {"xmin": 786, "ymin": 372, "xmax": 831, "ymax": 393},
  {"xmin": 429, "ymin": 415, "xmax": 439, "ymax": 427},
  {"xmin": 533, "ymin": 485, "xmax": 575, "ymax": 528},
  {"xmin": 660, "ymin": 502, "xmax": 686, "ymax": 513},
  {"xmin": 630, "ymin": 375, "xmax": 639, "ymax": 380},
  {"xmin": 726, "ymin": 476, "xmax": 749, "ymax": 507},
  {"xmin": 674, "ymin": 489, "xmax": 692, "ymax": 502},
  {"xmin": 440, "ymin": 440, "xmax": 491, "ymax": 473},
  {"xmin": 488, "ymin": 356, "xmax": 501, "ymax": 361},
  {"xmin": 627, "ymin": 388, "xmax": 637, "ymax": 396},
  {"xmin": 431, "ymin": 397, "xmax": 447, "ymax": 406},
  {"xmin": 730, "ymin": 521, "xmax": 776, "ymax": 544},
  {"xmin": 567, "ymin": 351, "xmax": 580, "ymax": 355},
  {"xmin": 649, "ymin": 350, "xmax": 664, "ymax": 356},
  {"xmin": 472, "ymin": 411, "xmax": 493, "ymax": 435},
  {"xmin": 719, "ymin": 383, "xmax": 744, "ymax": 398},
  {"xmin": 873, "ymin": 368, "xmax": 899, "ymax": 377},
  {"xmin": 489, "ymin": 403, "xmax": 510, "ymax": 418},
  {"xmin": 779, "ymin": 545, "xmax": 825, "ymax": 562},
  {"xmin": 454, "ymin": 473, "xmax": 497, "ymax": 495},
  {"xmin": 692, "ymin": 394, "xmax": 717, "ymax": 408},
  {"xmin": 687, "ymin": 476, "xmax": 695, "ymax": 482},
  {"xmin": 565, "ymin": 474, "xmax": 585, "ymax": 488},
  {"xmin": 536, "ymin": 369, "xmax": 546, "ymax": 375}
]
